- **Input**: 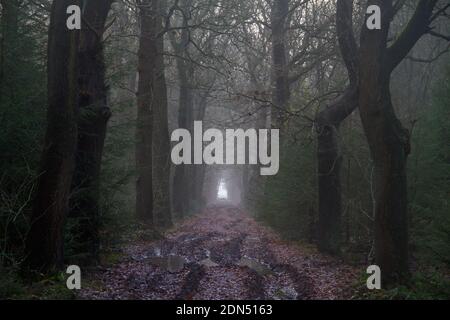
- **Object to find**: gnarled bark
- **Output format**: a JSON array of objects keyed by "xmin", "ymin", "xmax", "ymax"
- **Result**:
[
  {"xmin": 357, "ymin": 0, "xmax": 439, "ymax": 285},
  {"xmin": 316, "ymin": 0, "xmax": 358, "ymax": 254},
  {"xmin": 24, "ymin": 0, "xmax": 81, "ymax": 272},
  {"xmin": 70, "ymin": 0, "xmax": 112, "ymax": 264}
]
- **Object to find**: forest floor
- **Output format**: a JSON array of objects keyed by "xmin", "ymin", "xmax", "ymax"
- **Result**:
[{"xmin": 78, "ymin": 205, "xmax": 359, "ymax": 300}]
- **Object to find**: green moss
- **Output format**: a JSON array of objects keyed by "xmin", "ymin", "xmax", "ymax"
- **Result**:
[
  {"xmin": 1, "ymin": 269, "xmax": 77, "ymax": 300},
  {"xmin": 0, "ymin": 268, "xmax": 25, "ymax": 299},
  {"xmin": 352, "ymin": 270, "xmax": 450, "ymax": 300},
  {"xmin": 100, "ymin": 251, "xmax": 124, "ymax": 266}
]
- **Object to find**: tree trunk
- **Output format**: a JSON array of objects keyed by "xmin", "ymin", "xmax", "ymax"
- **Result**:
[
  {"xmin": 316, "ymin": 0, "xmax": 358, "ymax": 255},
  {"xmin": 356, "ymin": 0, "xmax": 439, "ymax": 285},
  {"xmin": 0, "ymin": 0, "xmax": 19, "ymax": 102},
  {"xmin": 70, "ymin": 0, "xmax": 112, "ymax": 263},
  {"xmin": 358, "ymin": 55, "xmax": 411, "ymax": 282},
  {"xmin": 172, "ymin": 63, "xmax": 194, "ymax": 216},
  {"xmin": 24, "ymin": 0, "xmax": 80, "ymax": 272},
  {"xmin": 249, "ymin": 102, "xmax": 269, "ymax": 214},
  {"xmin": 171, "ymin": 3, "xmax": 194, "ymax": 217},
  {"xmin": 316, "ymin": 88, "xmax": 358, "ymax": 254},
  {"xmin": 360, "ymin": 77, "xmax": 410, "ymax": 285},
  {"xmin": 136, "ymin": 0, "xmax": 155, "ymax": 224},
  {"xmin": 151, "ymin": 0, "xmax": 172, "ymax": 228},
  {"xmin": 191, "ymin": 94, "xmax": 209, "ymax": 211},
  {"xmin": 317, "ymin": 125, "xmax": 342, "ymax": 253},
  {"xmin": 271, "ymin": 0, "xmax": 290, "ymax": 128}
]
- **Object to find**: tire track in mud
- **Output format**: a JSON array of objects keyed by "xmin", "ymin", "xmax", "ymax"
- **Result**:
[
  {"xmin": 175, "ymin": 263, "xmax": 206, "ymax": 300},
  {"xmin": 79, "ymin": 205, "xmax": 320, "ymax": 300},
  {"xmin": 174, "ymin": 205, "xmax": 313, "ymax": 300}
]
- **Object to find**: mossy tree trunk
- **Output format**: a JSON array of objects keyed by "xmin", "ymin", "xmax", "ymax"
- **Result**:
[{"xmin": 24, "ymin": 0, "xmax": 81, "ymax": 272}]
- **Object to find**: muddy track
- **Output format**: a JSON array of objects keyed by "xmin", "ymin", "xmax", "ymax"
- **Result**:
[
  {"xmin": 79, "ymin": 205, "xmax": 357, "ymax": 300},
  {"xmin": 175, "ymin": 263, "xmax": 206, "ymax": 300}
]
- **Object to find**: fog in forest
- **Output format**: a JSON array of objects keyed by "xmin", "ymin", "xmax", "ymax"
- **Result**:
[{"xmin": 0, "ymin": 0, "xmax": 449, "ymax": 301}]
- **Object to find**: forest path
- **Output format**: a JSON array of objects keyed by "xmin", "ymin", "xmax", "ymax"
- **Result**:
[{"xmin": 79, "ymin": 205, "xmax": 357, "ymax": 300}]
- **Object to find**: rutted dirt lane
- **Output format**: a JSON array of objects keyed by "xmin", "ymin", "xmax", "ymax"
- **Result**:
[{"xmin": 79, "ymin": 206, "xmax": 358, "ymax": 300}]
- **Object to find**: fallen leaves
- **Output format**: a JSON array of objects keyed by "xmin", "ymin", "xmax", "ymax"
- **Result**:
[{"xmin": 78, "ymin": 205, "xmax": 358, "ymax": 300}]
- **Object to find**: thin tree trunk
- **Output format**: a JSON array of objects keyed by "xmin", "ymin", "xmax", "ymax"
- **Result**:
[
  {"xmin": 136, "ymin": 0, "xmax": 155, "ymax": 224},
  {"xmin": 170, "ymin": 2, "xmax": 194, "ymax": 217},
  {"xmin": 345, "ymin": 156, "xmax": 351, "ymax": 245},
  {"xmin": 271, "ymin": 0, "xmax": 290, "ymax": 128},
  {"xmin": 173, "ymin": 63, "xmax": 194, "ymax": 215},
  {"xmin": 250, "ymin": 102, "xmax": 269, "ymax": 215},
  {"xmin": 152, "ymin": 0, "xmax": 172, "ymax": 228},
  {"xmin": 70, "ymin": 0, "xmax": 112, "ymax": 263},
  {"xmin": 191, "ymin": 94, "xmax": 209, "ymax": 210},
  {"xmin": 0, "ymin": 0, "xmax": 19, "ymax": 103},
  {"xmin": 24, "ymin": 0, "xmax": 80, "ymax": 272}
]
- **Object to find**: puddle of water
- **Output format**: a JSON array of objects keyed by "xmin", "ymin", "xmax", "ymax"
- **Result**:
[
  {"xmin": 146, "ymin": 255, "xmax": 186, "ymax": 273},
  {"xmin": 237, "ymin": 256, "xmax": 273, "ymax": 276},
  {"xmin": 167, "ymin": 255, "xmax": 186, "ymax": 273},
  {"xmin": 199, "ymin": 258, "xmax": 219, "ymax": 267},
  {"xmin": 274, "ymin": 286, "xmax": 298, "ymax": 300}
]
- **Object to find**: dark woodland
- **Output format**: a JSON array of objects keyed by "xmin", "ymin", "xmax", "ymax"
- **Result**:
[{"xmin": 0, "ymin": 0, "xmax": 449, "ymax": 300}]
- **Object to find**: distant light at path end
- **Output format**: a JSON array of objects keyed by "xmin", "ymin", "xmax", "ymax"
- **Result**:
[{"xmin": 218, "ymin": 181, "xmax": 228, "ymax": 200}]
